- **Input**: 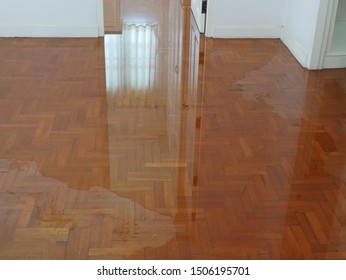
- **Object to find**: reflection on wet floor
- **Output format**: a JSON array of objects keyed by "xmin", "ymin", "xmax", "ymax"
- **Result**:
[
  {"xmin": 0, "ymin": 159, "xmax": 175, "ymax": 259},
  {"xmin": 0, "ymin": 0, "xmax": 346, "ymax": 259},
  {"xmin": 105, "ymin": 24, "xmax": 158, "ymax": 94},
  {"xmin": 103, "ymin": 0, "xmax": 203, "ymax": 251}
]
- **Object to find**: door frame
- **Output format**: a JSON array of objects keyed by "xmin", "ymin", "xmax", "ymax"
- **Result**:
[
  {"xmin": 191, "ymin": 0, "xmax": 205, "ymax": 33},
  {"xmin": 311, "ymin": 0, "xmax": 339, "ymax": 69},
  {"xmin": 96, "ymin": 0, "xmax": 105, "ymax": 36},
  {"xmin": 205, "ymin": 0, "xmax": 215, "ymax": 37}
]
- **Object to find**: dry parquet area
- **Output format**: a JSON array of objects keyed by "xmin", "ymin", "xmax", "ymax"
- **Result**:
[{"xmin": 0, "ymin": 0, "xmax": 346, "ymax": 259}]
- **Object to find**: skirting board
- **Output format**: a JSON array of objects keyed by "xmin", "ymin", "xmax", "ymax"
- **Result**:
[
  {"xmin": 280, "ymin": 28, "xmax": 310, "ymax": 69},
  {"xmin": 209, "ymin": 25, "xmax": 282, "ymax": 38},
  {"xmin": 0, "ymin": 25, "xmax": 100, "ymax": 38},
  {"xmin": 323, "ymin": 53, "xmax": 346, "ymax": 69}
]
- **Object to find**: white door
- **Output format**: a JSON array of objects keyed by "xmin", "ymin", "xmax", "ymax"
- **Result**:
[{"xmin": 191, "ymin": 0, "xmax": 205, "ymax": 33}]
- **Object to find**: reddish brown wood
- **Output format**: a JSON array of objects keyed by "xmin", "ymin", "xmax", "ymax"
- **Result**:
[{"xmin": 0, "ymin": 0, "xmax": 345, "ymax": 260}]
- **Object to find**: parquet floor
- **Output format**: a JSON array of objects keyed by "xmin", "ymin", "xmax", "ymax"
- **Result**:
[{"xmin": 0, "ymin": 0, "xmax": 346, "ymax": 259}]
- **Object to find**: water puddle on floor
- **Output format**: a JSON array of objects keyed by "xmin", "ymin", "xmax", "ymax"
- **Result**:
[{"xmin": 0, "ymin": 159, "xmax": 176, "ymax": 259}]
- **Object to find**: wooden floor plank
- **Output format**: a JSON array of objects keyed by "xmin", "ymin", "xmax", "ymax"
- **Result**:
[{"xmin": 0, "ymin": 0, "xmax": 346, "ymax": 260}]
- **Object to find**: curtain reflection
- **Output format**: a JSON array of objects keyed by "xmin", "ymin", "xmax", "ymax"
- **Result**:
[{"xmin": 105, "ymin": 24, "xmax": 158, "ymax": 95}]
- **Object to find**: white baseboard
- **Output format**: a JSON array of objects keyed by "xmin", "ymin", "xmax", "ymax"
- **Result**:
[
  {"xmin": 0, "ymin": 25, "xmax": 99, "ymax": 38},
  {"xmin": 210, "ymin": 25, "xmax": 282, "ymax": 38},
  {"xmin": 323, "ymin": 53, "xmax": 346, "ymax": 69},
  {"xmin": 280, "ymin": 28, "xmax": 310, "ymax": 68}
]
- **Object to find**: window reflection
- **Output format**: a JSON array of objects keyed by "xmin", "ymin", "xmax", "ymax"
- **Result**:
[{"xmin": 105, "ymin": 24, "xmax": 158, "ymax": 95}]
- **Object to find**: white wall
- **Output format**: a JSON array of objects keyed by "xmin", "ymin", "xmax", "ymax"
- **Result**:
[
  {"xmin": 0, "ymin": 0, "xmax": 103, "ymax": 37},
  {"xmin": 206, "ymin": 0, "xmax": 286, "ymax": 38},
  {"xmin": 280, "ymin": 0, "xmax": 323, "ymax": 69}
]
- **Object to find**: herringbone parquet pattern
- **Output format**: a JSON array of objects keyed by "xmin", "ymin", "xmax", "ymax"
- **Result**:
[
  {"xmin": 0, "ymin": 0, "xmax": 346, "ymax": 259},
  {"xmin": 0, "ymin": 159, "xmax": 175, "ymax": 259},
  {"xmin": 197, "ymin": 39, "xmax": 346, "ymax": 259}
]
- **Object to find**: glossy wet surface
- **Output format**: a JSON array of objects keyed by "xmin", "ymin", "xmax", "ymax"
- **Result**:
[{"xmin": 0, "ymin": 0, "xmax": 346, "ymax": 259}]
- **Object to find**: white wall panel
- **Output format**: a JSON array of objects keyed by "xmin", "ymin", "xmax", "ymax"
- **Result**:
[
  {"xmin": 0, "ymin": 0, "xmax": 103, "ymax": 37},
  {"xmin": 206, "ymin": 0, "xmax": 286, "ymax": 38}
]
